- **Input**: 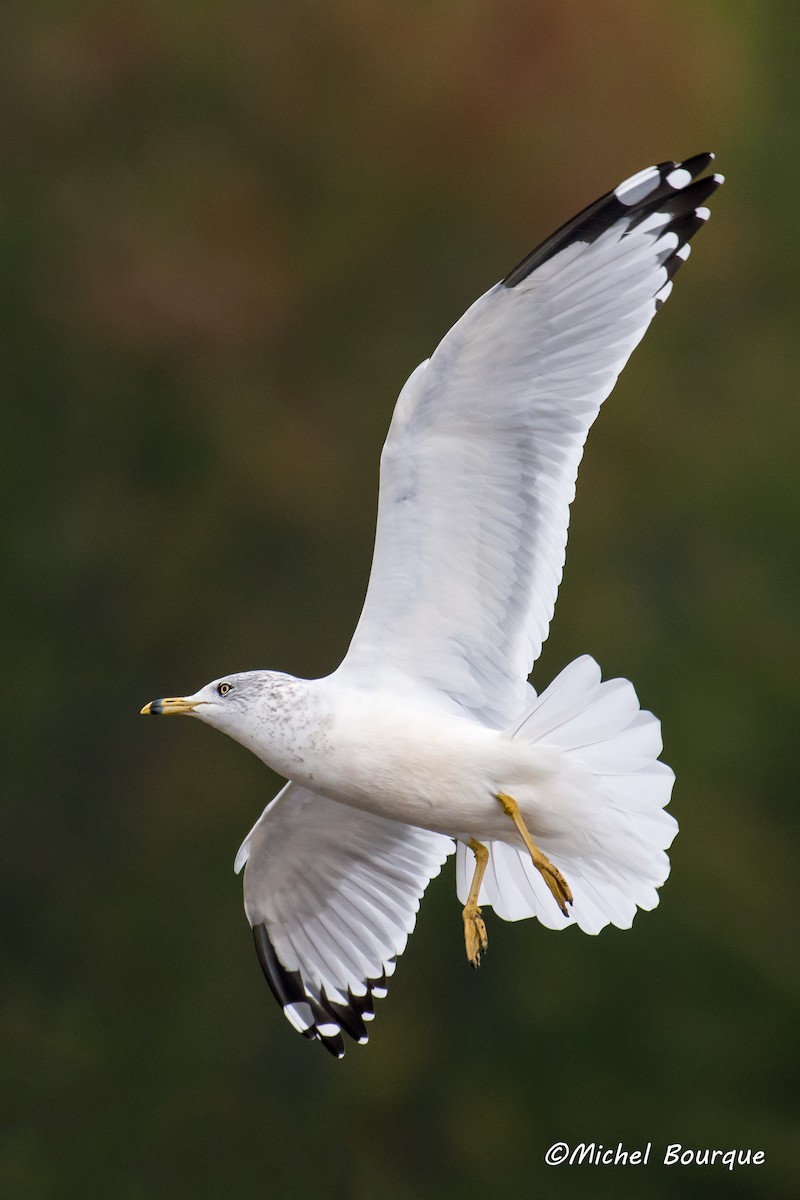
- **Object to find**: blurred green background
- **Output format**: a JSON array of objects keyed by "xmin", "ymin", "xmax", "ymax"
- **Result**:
[{"xmin": 3, "ymin": 1, "xmax": 798, "ymax": 1197}]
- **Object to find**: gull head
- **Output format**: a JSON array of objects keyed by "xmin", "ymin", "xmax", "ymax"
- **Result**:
[{"xmin": 141, "ymin": 670, "xmax": 286, "ymax": 739}]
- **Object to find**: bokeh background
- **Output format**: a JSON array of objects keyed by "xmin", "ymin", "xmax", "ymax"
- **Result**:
[{"xmin": 3, "ymin": 2, "xmax": 798, "ymax": 1197}]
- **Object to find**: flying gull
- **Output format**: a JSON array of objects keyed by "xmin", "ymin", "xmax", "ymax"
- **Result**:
[{"xmin": 142, "ymin": 153, "xmax": 723, "ymax": 1056}]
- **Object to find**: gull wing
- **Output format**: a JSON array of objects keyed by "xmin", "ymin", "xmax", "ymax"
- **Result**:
[
  {"xmin": 337, "ymin": 155, "xmax": 723, "ymax": 727},
  {"xmin": 235, "ymin": 782, "xmax": 454, "ymax": 1057}
]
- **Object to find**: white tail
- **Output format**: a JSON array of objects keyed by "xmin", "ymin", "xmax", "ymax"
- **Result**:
[{"xmin": 456, "ymin": 656, "xmax": 677, "ymax": 935}]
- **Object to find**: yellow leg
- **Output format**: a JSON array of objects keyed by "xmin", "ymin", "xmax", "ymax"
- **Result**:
[
  {"xmin": 462, "ymin": 838, "xmax": 490, "ymax": 968},
  {"xmin": 496, "ymin": 791, "xmax": 573, "ymax": 917}
]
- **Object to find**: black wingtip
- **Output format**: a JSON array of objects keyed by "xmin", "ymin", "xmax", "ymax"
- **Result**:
[
  {"xmin": 253, "ymin": 923, "xmax": 334, "ymax": 1045},
  {"xmin": 252, "ymin": 924, "xmax": 396, "ymax": 1058},
  {"xmin": 503, "ymin": 153, "xmax": 722, "ymax": 290},
  {"xmin": 681, "ymin": 150, "xmax": 715, "ymax": 178},
  {"xmin": 320, "ymin": 987, "xmax": 369, "ymax": 1044},
  {"xmin": 319, "ymin": 1031, "xmax": 346, "ymax": 1059}
]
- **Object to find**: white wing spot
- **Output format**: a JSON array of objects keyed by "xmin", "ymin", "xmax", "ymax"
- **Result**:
[
  {"xmin": 614, "ymin": 165, "xmax": 660, "ymax": 206},
  {"xmin": 317, "ymin": 1022, "xmax": 342, "ymax": 1039},
  {"xmin": 666, "ymin": 167, "xmax": 692, "ymax": 190}
]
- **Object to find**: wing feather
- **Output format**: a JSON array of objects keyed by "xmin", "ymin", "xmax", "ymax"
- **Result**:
[
  {"xmin": 236, "ymin": 782, "xmax": 454, "ymax": 1056},
  {"xmin": 337, "ymin": 155, "xmax": 722, "ymax": 726}
]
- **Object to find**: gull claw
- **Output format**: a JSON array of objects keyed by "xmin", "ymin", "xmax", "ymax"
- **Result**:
[
  {"xmin": 542, "ymin": 862, "xmax": 574, "ymax": 917},
  {"xmin": 463, "ymin": 903, "xmax": 489, "ymax": 968}
]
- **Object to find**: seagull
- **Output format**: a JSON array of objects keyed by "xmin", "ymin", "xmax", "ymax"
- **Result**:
[{"xmin": 142, "ymin": 153, "xmax": 723, "ymax": 1057}]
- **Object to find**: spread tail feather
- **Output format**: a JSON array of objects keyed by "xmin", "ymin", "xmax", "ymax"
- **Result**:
[{"xmin": 456, "ymin": 656, "xmax": 677, "ymax": 935}]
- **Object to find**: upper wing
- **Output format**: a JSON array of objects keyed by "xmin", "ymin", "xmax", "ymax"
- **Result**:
[
  {"xmin": 235, "ymin": 782, "xmax": 454, "ymax": 1057},
  {"xmin": 336, "ymin": 155, "xmax": 723, "ymax": 727}
]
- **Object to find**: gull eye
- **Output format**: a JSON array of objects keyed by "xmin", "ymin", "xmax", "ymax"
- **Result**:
[{"xmin": 217, "ymin": 682, "xmax": 233, "ymax": 696}]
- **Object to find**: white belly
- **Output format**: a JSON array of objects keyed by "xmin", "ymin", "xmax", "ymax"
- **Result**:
[{"xmin": 278, "ymin": 686, "xmax": 567, "ymax": 842}]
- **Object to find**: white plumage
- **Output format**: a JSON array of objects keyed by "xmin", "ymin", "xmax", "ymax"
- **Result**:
[{"xmin": 142, "ymin": 153, "xmax": 723, "ymax": 1057}]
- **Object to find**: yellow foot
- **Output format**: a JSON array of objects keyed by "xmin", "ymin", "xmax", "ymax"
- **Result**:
[
  {"xmin": 537, "ymin": 857, "xmax": 573, "ymax": 917},
  {"xmin": 462, "ymin": 902, "xmax": 488, "ymax": 968},
  {"xmin": 496, "ymin": 791, "xmax": 574, "ymax": 917}
]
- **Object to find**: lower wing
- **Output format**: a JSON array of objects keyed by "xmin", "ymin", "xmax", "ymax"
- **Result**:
[{"xmin": 235, "ymin": 782, "xmax": 454, "ymax": 1056}]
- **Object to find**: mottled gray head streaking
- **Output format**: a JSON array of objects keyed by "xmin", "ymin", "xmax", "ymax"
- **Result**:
[{"xmin": 142, "ymin": 671, "xmax": 318, "ymax": 765}]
